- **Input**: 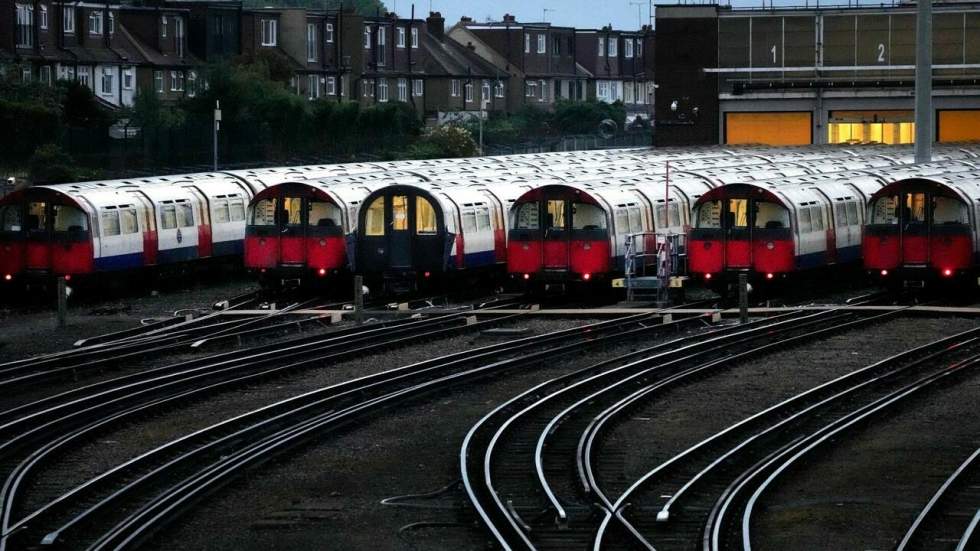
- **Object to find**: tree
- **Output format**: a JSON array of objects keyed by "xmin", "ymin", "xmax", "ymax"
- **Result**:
[{"xmin": 29, "ymin": 144, "xmax": 80, "ymax": 184}]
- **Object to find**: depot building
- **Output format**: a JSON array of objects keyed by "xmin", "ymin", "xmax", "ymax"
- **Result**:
[{"xmin": 653, "ymin": 1, "xmax": 980, "ymax": 146}]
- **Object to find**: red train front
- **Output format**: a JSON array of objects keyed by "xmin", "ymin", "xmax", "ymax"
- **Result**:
[
  {"xmin": 864, "ymin": 178, "xmax": 975, "ymax": 286},
  {"xmin": 688, "ymin": 185, "xmax": 796, "ymax": 283}
]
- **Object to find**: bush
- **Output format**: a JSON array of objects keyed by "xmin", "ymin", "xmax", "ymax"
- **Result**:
[
  {"xmin": 408, "ymin": 125, "xmax": 477, "ymax": 159},
  {"xmin": 29, "ymin": 144, "xmax": 80, "ymax": 184},
  {"xmin": 0, "ymin": 97, "xmax": 61, "ymax": 164},
  {"xmin": 553, "ymin": 100, "xmax": 626, "ymax": 135}
]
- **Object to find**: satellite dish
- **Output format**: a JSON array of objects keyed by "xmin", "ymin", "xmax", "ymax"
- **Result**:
[{"xmin": 598, "ymin": 119, "xmax": 618, "ymax": 140}]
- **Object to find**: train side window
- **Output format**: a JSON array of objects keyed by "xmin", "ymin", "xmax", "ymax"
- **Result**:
[
  {"xmin": 160, "ymin": 205, "xmax": 178, "ymax": 230},
  {"xmin": 728, "ymin": 199, "xmax": 749, "ymax": 228},
  {"xmin": 811, "ymin": 206, "xmax": 824, "ymax": 231},
  {"xmin": 668, "ymin": 203, "xmax": 681, "ymax": 227},
  {"xmin": 120, "ymin": 208, "xmax": 139, "ymax": 234},
  {"xmin": 392, "ymin": 196, "xmax": 409, "ymax": 231},
  {"xmin": 628, "ymin": 206, "xmax": 642, "ymax": 233},
  {"xmin": 546, "ymin": 200, "xmax": 565, "ymax": 230},
  {"xmin": 614, "ymin": 208, "xmax": 629, "ymax": 234},
  {"xmin": 282, "ymin": 197, "xmax": 303, "ymax": 226},
  {"xmin": 933, "ymin": 196, "xmax": 968, "ymax": 224},
  {"xmin": 308, "ymin": 200, "xmax": 341, "ymax": 228},
  {"xmin": 365, "ymin": 197, "xmax": 385, "ymax": 236},
  {"xmin": 416, "ymin": 196, "xmax": 438, "ymax": 234},
  {"xmin": 230, "ymin": 199, "xmax": 246, "ymax": 222},
  {"xmin": 177, "ymin": 202, "xmax": 195, "ymax": 228},
  {"xmin": 476, "ymin": 207, "xmax": 491, "ymax": 232},
  {"xmin": 0, "ymin": 205, "xmax": 22, "ymax": 231},
  {"xmin": 26, "ymin": 201, "xmax": 47, "ymax": 231},
  {"xmin": 654, "ymin": 204, "xmax": 667, "ymax": 229},
  {"xmin": 797, "ymin": 208, "xmax": 812, "ymax": 233},
  {"xmin": 462, "ymin": 209, "xmax": 477, "ymax": 234},
  {"xmin": 53, "ymin": 205, "xmax": 88, "ymax": 232},
  {"xmin": 213, "ymin": 200, "xmax": 231, "ymax": 224},
  {"xmin": 754, "ymin": 202, "xmax": 790, "ymax": 229},
  {"xmin": 870, "ymin": 196, "xmax": 898, "ymax": 224},
  {"xmin": 101, "ymin": 209, "xmax": 121, "ymax": 237},
  {"xmin": 250, "ymin": 198, "xmax": 277, "ymax": 226},
  {"xmin": 514, "ymin": 202, "xmax": 539, "ymax": 230},
  {"xmin": 572, "ymin": 203, "xmax": 606, "ymax": 230},
  {"xmin": 834, "ymin": 202, "xmax": 847, "ymax": 227},
  {"xmin": 695, "ymin": 201, "xmax": 722, "ymax": 229},
  {"xmin": 845, "ymin": 202, "xmax": 860, "ymax": 226}
]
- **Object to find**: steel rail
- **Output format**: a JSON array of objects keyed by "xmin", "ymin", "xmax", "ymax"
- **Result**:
[{"xmin": 897, "ymin": 447, "xmax": 980, "ymax": 551}]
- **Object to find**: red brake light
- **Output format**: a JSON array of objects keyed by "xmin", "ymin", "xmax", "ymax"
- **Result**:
[
  {"xmin": 523, "ymin": 273, "xmax": 530, "ymax": 280},
  {"xmin": 424, "ymin": 271, "xmax": 431, "ymax": 278},
  {"xmin": 765, "ymin": 273, "xmax": 774, "ymax": 280},
  {"xmin": 880, "ymin": 269, "xmax": 888, "ymax": 277},
  {"xmin": 318, "ymin": 268, "xmax": 326, "ymax": 276},
  {"xmin": 63, "ymin": 274, "xmax": 71, "ymax": 281},
  {"xmin": 704, "ymin": 273, "xmax": 712, "ymax": 280},
  {"xmin": 943, "ymin": 268, "xmax": 953, "ymax": 277},
  {"xmin": 583, "ymin": 273, "xmax": 591, "ymax": 281},
  {"xmin": 3, "ymin": 274, "xmax": 11, "ymax": 281}
]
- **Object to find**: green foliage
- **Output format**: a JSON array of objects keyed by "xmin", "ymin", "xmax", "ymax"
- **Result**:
[
  {"xmin": 28, "ymin": 144, "xmax": 79, "ymax": 184},
  {"xmin": 0, "ymin": 88, "xmax": 62, "ymax": 163},
  {"xmin": 552, "ymin": 100, "xmax": 626, "ymax": 135},
  {"xmin": 62, "ymin": 81, "xmax": 112, "ymax": 129},
  {"xmin": 407, "ymin": 125, "xmax": 477, "ymax": 159},
  {"xmin": 464, "ymin": 100, "xmax": 632, "ymax": 147}
]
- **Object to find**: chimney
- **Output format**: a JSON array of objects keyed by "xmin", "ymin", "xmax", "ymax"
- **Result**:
[
  {"xmin": 427, "ymin": 11, "xmax": 445, "ymax": 40},
  {"xmin": 502, "ymin": 13, "xmax": 516, "ymax": 23},
  {"xmin": 460, "ymin": 16, "xmax": 473, "ymax": 24}
]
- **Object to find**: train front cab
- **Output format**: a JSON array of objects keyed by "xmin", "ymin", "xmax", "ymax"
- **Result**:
[
  {"xmin": 508, "ymin": 186, "xmax": 611, "ymax": 287},
  {"xmin": 864, "ymin": 180, "xmax": 972, "ymax": 286},
  {"xmin": 0, "ymin": 196, "xmax": 25, "ymax": 286},
  {"xmin": 689, "ymin": 185, "xmax": 794, "ymax": 284},
  {"xmin": 245, "ymin": 183, "xmax": 347, "ymax": 286},
  {"xmin": 1, "ymin": 189, "xmax": 94, "ymax": 284},
  {"xmin": 356, "ymin": 186, "xmax": 445, "ymax": 293}
]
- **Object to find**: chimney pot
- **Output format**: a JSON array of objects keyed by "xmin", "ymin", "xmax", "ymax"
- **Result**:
[{"xmin": 427, "ymin": 11, "xmax": 445, "ymax": 40}]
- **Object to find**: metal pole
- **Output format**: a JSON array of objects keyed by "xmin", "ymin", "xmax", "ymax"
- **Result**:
[
  {"xmin": 354, "ymin": 274, "xmax": 364, "ymax": 325},
  {"xmin": 57, "ymin": 276, "xmax": 67, "ymax": 328},
  {"xmin": 738, "ymin": 272, "xmax": 749, "ymax": 324},
  {"xmin": 479, "ymin": 111, "xmax": 484, "ymax": 156},
  {"xmin": 914, "ymin": 0, "xmax": 932, "ymax": 163},
  {"xmin": 213, "ymin": 100, "xmax": 221, "ymax": 171}
]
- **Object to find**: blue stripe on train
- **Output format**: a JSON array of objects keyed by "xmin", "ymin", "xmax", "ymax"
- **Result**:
[
  {"xmin": 94, "ymin": 252, "xmax": 144, "ymax": 272},
  {"xmin": 212, "ymin": 240, "xmax": 243, "ymax": 257},
  {"xmin": 463, "ymin": 249, "xmax": 497, "ymax": 269},
  {"xmin": 158, "ymin": 246, "xmax": 199, "ymax": 264}
]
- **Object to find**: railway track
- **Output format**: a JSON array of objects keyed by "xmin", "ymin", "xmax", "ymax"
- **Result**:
[
  {"xmin": 897, "ymin": 446, "xmax": 980, "ymax": 551},
  {"xmin": 0, "ymin": 311, "xmax": 683, "ymax": 550}
]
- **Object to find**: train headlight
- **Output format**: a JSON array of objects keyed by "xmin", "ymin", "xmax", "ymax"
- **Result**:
[
  {"xmin": 523, "ymin": 273, "xmax": 530, "ymax": 280},
  {"xmin": 583, "ymin": 273, "xmax": 591, "ymax": 281},
  {"xmin": 766, "ymin": 241, "xmax": 775, "ymax": 250},
  {"xmin": 318, "ymin": 268, "xmax": 326, "ymax": 276},
  {"xmin": 63, "ymin": 274, "xmax": 71, "ymax": 281},
  {"xmin": 704, "ymin": 273, "xmax": 712, "ymax": 280},
  {"xmin": 424, "ymin": 271, "xmax": 431, "ymax": 278},
  {"xmin": 3, "ymin": 274, "xmax": 11, "ymax": 281},
  {"xmin": 766, "ymin": 273, "xmax": 774, "ymax": 280},
  {"xmin": 880, "ymin": 269, "xmax": 888, "ymax": 277},
  {"xmin": 943, "ymin": 268, "xmax": 953, "ymax": 277}
]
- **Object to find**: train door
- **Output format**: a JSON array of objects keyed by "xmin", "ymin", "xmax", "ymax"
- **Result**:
[
  {"xmin": 25, "ymin": 200, "xmax": 51, "ymax": 271},
  {"xmin": 832, "ymin": 200, "xmax": 849, "ymax": 262},
  {"xmin": 389, "ymin": 194, "xmax": 411, "ymax": 268},
  {"xmin": 725, "ymin": 198, "xmax": 752, "ymax": 268},
  {"xmin": 157, "ymin": 199, "xmax": 199, "ymax": 263},
  {"xmin": 184, "ymin": 188, "xmax": 212, "ymax": 258},
  {"xmin": 900, "ymin": 192, "xmax": 929, "ymax": 264},
  {"xmin": 97, "ymin": 204, "xmax": 143, "ymax": 269},
  {"xmin": 278, "ymin": 195, "xmax": 306, "ymax": 265},
  {"xmin": 542, "ymin": 198, "xmax": 570, "ymax": 269}
]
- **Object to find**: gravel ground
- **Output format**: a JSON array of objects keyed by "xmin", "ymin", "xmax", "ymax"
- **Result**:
[{"xmin": 753, "ymin": 368, "xmax": 980, "ymax": 551}]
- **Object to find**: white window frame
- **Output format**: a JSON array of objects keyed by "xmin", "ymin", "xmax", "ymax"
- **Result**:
[
  {"xmin": 412, "ymin": 78, "xmax": 423, "ymax": 97},
  {"xmin": 598, "ymin": 37, "xmax": 605, "ymax": 57},
  {"xmin": 451, "ymin": 79, "xmax": 460, "ymax": 97},
  {"xmin": 378, "ymin": 79, "xmax": 388, "ymax": 102},
  {"xmin": 524, "ymin": 33, "xmax": 530, "ymax": 53},
  {"xmin": 377, "ymin": 26, "xmax": 386, "ymax": 65},
  {"xmin": 307, "ymin": 73, "xmax": 319, "ymax": 99},
  {"xmin": 397, "ymin": 78, "xmax": 407, "ymax": 101},
  {"xmin": 494, "ymin": 81, "xmax": 504, "ymax": 98},
  {"xmin": 187, "ymin": 70, "xmax": 197, "ymax": 97},
  {"xmin": 306, "ymin": 23, "xmax": 317, "ymax": 61},
  {"xmin": 39, "ymin": 65, "xmax": 51, "ymax": 84},
  {"xmin": 100, "ymin": 66, "xmax": 113, "ymax": 96},
  {"xmin": 525, "ymin": 80, "xmax": 537, "ymax": 97},
  {"xmin": 362, "ymin": 78, "xmax": 373, "ymax": 97},
  {"xmin": 537, "ymin": 34, "xmax": 545, "ymax": 54},
  {"xmin": 637, "ymin": 38, "xmax": 643, "ymax": 57},
  {"xmin": 326, "ymin": 76, "xmax": 336, "ymax": 95},
  {"xmin": 63, "ymin": 6, "xmax": 74, "ymax": 33},
  {"xmin": 325, "ymin": 23, "xmax": 334, "ymax": 43},
  {"xmin": 261, "ymin": 19, "xmax": 277, "ymax": 47},
  {"xmin": 363, "ymin": 27, "xmax": 371, "ymax": 48},
  {"xmin": 40, "ymin": 5, "xmax": 47, "ymax": 30},
  {"xmin": 21, "ymin": 66, "xmax": 31, "ymax": 82},
  {"xmin": 154, "ymin": 70, "xmax": 163, "ymax": 93},
  {"xmin": 538, "ymin": 79, "xmax": 546, "ymax": 102},
  {"xmin": 161, "ymin": 15, "xmax": 167, "ymax": 38},
  {"xmin": 625, "ymin": 38, "xmax": 633, "ymax": 58},
  {"xmin": 88, "ymin": 10, "xmax": 102, "ymax": 35},
  {"xmin": 411, "ymin": 27, "xmax": 419, "ymax": 48},
  {"xmin": 108, "ymin": 11, "xmax": 115, "ymax": 35},
  {"xmin": 464, "ymin": 81, "xmax": 473, "ymax": 103},
  {"xmin": 175, "ymin": 17, "xmax": 183, "ymax": 57},
  {"xmin": 170, "ymin": 70, "xmax": 184, "ymax": 92},
  {"xmin": 608, "ymin": 37, "xmax": 617, "ymax": 57},
  {"xmin": 78, "ymin": 66, "xmax": 90, "ymax": 87},
  {"xmin": 481, "ymin": 80, "xmax": 490, "ymax": 102},
  {"xmin": 396, "ymin": 27, "xmax": 405, "ymax": 48},
  {"xmin": 15, "ymin": 4, "xmax": 33, "ymax": 48}
]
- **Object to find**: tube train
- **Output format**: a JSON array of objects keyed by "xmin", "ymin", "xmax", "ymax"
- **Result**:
[
  {"xmin": 687, "ymin": 154, "xmax": 980, "ymax": 285},
  {"xmin": 864, "ymin": 168, "xmax": 980, "ymax": 287},
  {"xmin": 504, "ymin": 151, "xmax": 913, "ymax": 288}
]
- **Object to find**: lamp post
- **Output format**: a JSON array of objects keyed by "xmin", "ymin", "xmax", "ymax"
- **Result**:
[{"xmin": 213, "ymin": 100, "xmax": 221, "ymax": 171}]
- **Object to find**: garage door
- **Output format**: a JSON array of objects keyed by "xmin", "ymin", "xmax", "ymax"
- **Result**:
[
  {"xmin": 938, "ymin": 110, "xmax": 980, "ymax": 143},
  {"xmin": 725, "ymin": 112, "xmax": 812, "ymax": 145}
]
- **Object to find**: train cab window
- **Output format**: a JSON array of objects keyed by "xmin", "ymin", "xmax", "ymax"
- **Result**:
[
  {"xmin": 308, "ymin": 200, "xmax": 341, "ymax": 228},
  {"xmin": 571, "ymin": 202, "xmax": 606, "ymax": 230},
  {"xmin": 282, "ymin": 197, "xmax": 303, "ymax": 226},
  {"xmin": 250, "ymin": 198, "xmax": 277, "ymax": 226},
  {"xmin": 933, "ymin": 196, "xmax": 968, "ymax": 225},
  {"xmin": 177, "ymin": 202, "xmax": 195, "ymax": 228},
  {"xmin": 655, "ymin": 205, "xmax": 667, "ymax": 229},
  {"xmin": 870, "ymin": 196, "xmax": 898, "ymax": 224},
  {"xmin": 101, "ymin": 209, "xmax": 121, "ymax": 237},
  {"xmin": 845, "ymin": 202, "xmax": 860, "ymax": 226},
  {"xmin": 695, "ymin": 201, "xmax": 722, "ymax": 229},
  {"xmin": 668, "ymin": 203, "xmax": 681, "ymax": 228},
  {"xmin": 213, "ymin": 200, "xmax": 231, "ymax": 224},
  {"xmin": 392, "ymin": 195, "xmax": 409, "ymax": 231},
  {"xmin": 26, "ymin": 202, "xmax": 47, "ymax": 231},
  {"xmin": 120, "ymin": 208, "xmax": 138, "ymax": 234},
  {"xmin": 754, "ymin": 202, "xmax": 790, "ymax": 229},
  {"xmin": 416, "ymin": 196, "xmax": 437, "ymax": 234},
  {"xmin": 728, "ymin": 199, "xmax": 749, "ymax": 229},
  {"xmin": 514, "ymin": 202, "xmax": 539, "ymax": 230},
  {"xmin": 0, "ymin": 205, "xmax": 22, "ymax": 232},
  {"xmin": 229, "ymin": 199, "xmax": 245, "ymax": 222},
  {"xmin": 53, "ymin": 205, "xmax": 88, "ymax": 232},
  {"xmin": 365, "ymin": 197, "xmax": 385, "ymax": 236},
  {"xmin": 546, "ymin": 200, "xmax": 566, "ymax": 230},
  {"xmin": 161, "ymin": 204, "xmax": 178, "ymax": 230},
  {"xmin": 906, "ymin": 193, "xmax": 926, "ymax": 224},
  {"xmin": 797, "ymin": 208, "xmax": 813, "ymax": 233}
]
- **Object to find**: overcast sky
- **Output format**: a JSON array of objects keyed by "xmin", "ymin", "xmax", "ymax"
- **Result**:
[{"xmin": 387, "ymin": 0, "xmax": 652, "ymax": 31}]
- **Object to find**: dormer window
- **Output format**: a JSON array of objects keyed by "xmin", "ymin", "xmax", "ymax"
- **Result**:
[
  {"xmin": 40, "ymin": 5, "xmax": 47, "ymax": 30},
  {"xmin": 88, "ymin": 11, "xmax": 102, "ymax": 35},
  {"xmin": 63, "ymin": 6, "xmax": 74, "ymax": 33},
  {"xmin": 261, "ymin": 19, "xmax": 276, "ymax": 46},
  {"xmin": 161, "ymin": 15, "xmax": 167, "ymax": 38},
  {"xmin": 326, "ymin": 22, "xmax": 334, "ymax": 43},
  {"xmin": 363, "ymin": 27, "xmax": 371, "ymax": 48}
]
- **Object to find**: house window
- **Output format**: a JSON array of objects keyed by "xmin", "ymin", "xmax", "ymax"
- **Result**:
[
  {"xmin": 108, "ymin": 12, "xmax": 115, "ymax": 34},
  {"xmin": 39, "ymin": 65, "xmax": 51, "ymax": 84},
  {"xmin": 122, "ymin": 67, "xmax": 134, "ymax": 90},
  {"xmin": 451, "ymin": 79, "xmax": 460, "ymax": 97},
  {"xmin": 411, "ymin": 27, "xmax": 418, "ymax": 48},
  {"xmin": 494, "ymin": 81, "xmax": 504, "ymax": 98},
  {"xmin": 58, "ymin": 65, "xmax": 74, "ymax": 81},
  {"xmin": 553, "ymin": 36, "xmax": 560, "ymax": 55},
  {"xmin": 362, "ymin": 78, "xmax": 373, "ymax": 97},
  {"xmin": 625, "ymin": 38, "xmax": 633, "ymax": 58},
  {"xmin": 21, "ymin": 66, "xmax": 31, "ymax": 83},
  {"xmin": 307, "ymin": 74, "xmax": 319, "ymax": 99},
  {"xmin": 412, "ymin": 79, "xmax": 423, "ymax": 97},
  {"xmin": 464, "ymin": 81, "xmax": 473, "ymax": 103},
  {"xmin": 378, "ymin": 79, "xmax": 388, "ymax": 102},
  {"xmin": 363, "ymin": 27, "xmax": 371, "ymax": 48},
  {"xmin": 608, "ymin": 37, "xmax": 617, "ymax": 57},
  {"xmin": 537, "ymin": 34, "xmax": 545, "ymax": 54},
  {"xmin": 161, "ymin": 15, "xmax": 167, "ymax": 37},
  {"xmin": 175, "ymin": 17, "xmax": 184, "ymax": 57},
  {"xmin": 637, "ymin": 39, "xmax": 643, "ymax": 56},
  {"xmin": 307, "ymin": 23, "xmax": 317, "ymax": 61},
  {"xmin": 187, "ymin": 70, "xmax": 197, "ymax": 96},
  {"xmin": 525, "ymin": 80, "xmax": 536, "ymax": 97},
  {"xmin": 539, "ymin": 79, "xmax": 546, "ymax": 102},
  {"xmin": 377, "ymin": 27, "xmax": 386, "ymax": 65},
  {"xmin": 261, "ymin": 19, "xmax": 277, "ymax": 46},
  {"xmin": 154, "ymin": 70, "xmax": 163, "ymax": 93},
  {"xmin": 88, "ymin": 11, "xmax": 102, "ymax": 35},
  {"xmin": 78, "ymin": 66, "xmax": 91, "ymax": 87},
  {"xmin": 624, "ymin": 81, "xmax": 635, "ymax": 103},
  {"xmin": 40, "ymin": 6, "xmax": 47, "ymax": 29},
  {"xmin": 326, "ymin": 76, "xmax": 336, "ymax": 95},
  {"xmin": 325, "ymin": 23, "xmax": 334, "ymax": 43},
  {"xmin": 481, "ymin": 80, "xmax": 490, "ymax": 102},
  {"xmin": 524, "ymin": 33, "xmax": 530, "ymax": 53},
  {"xmin": 63, "ymin": 7, "xmax": 74, "ymax": 33},
  {"xmin": 101, "ymin": 67, "xmax": 113, "ymax": 95},
  {"xmin": 15, "ymin": 4, "xmax": 33, "ymax": 48},
  {"xmin": 598, "ymin": 37, "xmax": 604, "ymax": 57},
  {"xmin": 397, "ymin": 78, "xmax": 407, "ymax": 101},
  {"xmin": 340, "ymin": 75, "xmax": 346, "ymax": 96},
  {"xmin": 397, "ymin": 27, "xmax": 405, "ymax": 48},
  {"xmin": 170, "ymin": 70, "xmax": 184, "ymax": 91}
]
